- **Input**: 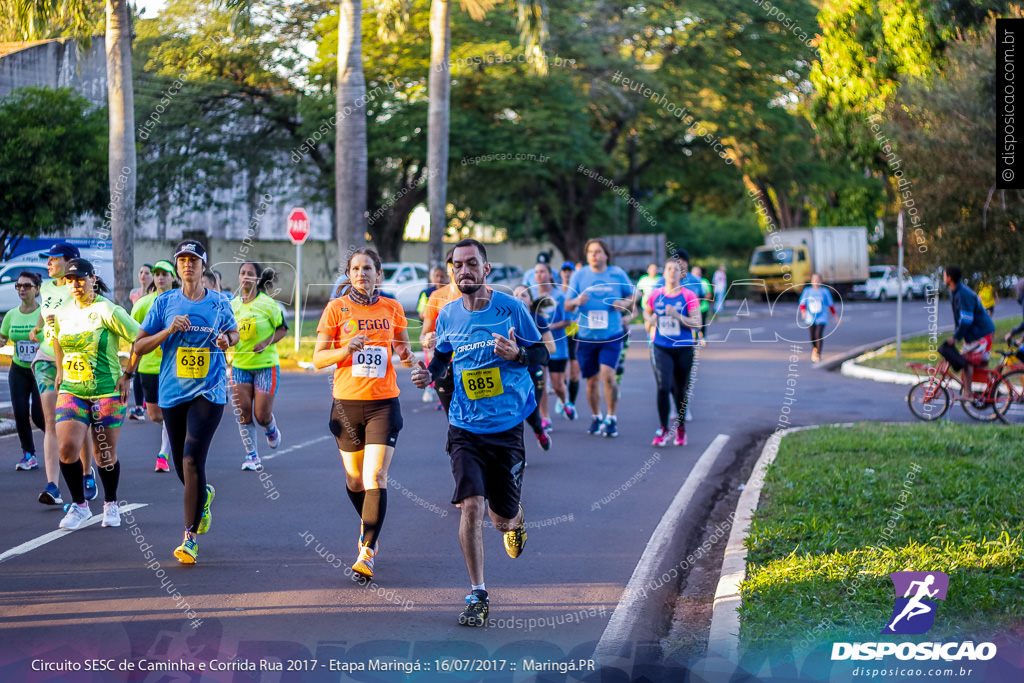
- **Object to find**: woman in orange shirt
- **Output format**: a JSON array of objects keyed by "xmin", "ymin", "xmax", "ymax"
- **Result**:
[{"xmin": 313, "ymin": 248, "xmax": 414, "ymax": 580}]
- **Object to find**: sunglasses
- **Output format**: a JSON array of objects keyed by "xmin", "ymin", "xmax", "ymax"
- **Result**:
[{"xmin": 14, "ymin": 283, "xmax": 36, "ymax": 290}]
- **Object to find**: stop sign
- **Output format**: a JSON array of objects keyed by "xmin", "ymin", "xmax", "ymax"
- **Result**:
[{"xmin": 287, "ymin": 207, "xmax": 310, "ymax": 245}]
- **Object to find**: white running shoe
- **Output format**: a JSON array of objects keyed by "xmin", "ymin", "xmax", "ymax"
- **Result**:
[
  {"xmin": 241, "ymin": 453, "xmax": 263, "ymax": 471},
  {"xmin": 266, "ymin": 426, "xmax": 281, "ymax": 449},
  {"xmin": 685, "ymin": 406, "xmax": 693, "ymax": 422},
  {"xmin": 101, "ymin": 501, "xmax": 121, "ymax": 527},
  {"xmin": 422, "ymin": 387, "xmax": 433, "ymax": 403},
  {"xmin": 59, "ymin": 504, "xmax": 92, "ymax": 530}
]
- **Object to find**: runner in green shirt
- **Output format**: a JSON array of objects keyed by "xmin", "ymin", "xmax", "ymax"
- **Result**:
[
  {"xmin": 691, "ymin": 266, "xmax": 713, "ymax": 345},
  {"xmin": 1, "ymin": 270, "xmax": 44, "ymax": 470},
  {"xmin": 30, "ymin": 243, "xmax": 95, "ymax": 507},
  {"xmin": 230, "ymin": 262, "xmax": 288, "ymax": 472},
  {"xmin": 131, "ymin": 260, "xmax": 177, "ymax": 472},
  {"xmin": 52, "ymin": 259, "xmax": 142, "ymax": 531}
]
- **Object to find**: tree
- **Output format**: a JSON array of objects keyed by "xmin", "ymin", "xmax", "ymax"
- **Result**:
[
  {"xmin": 336, "ymin": 0, "xmax": 368, "ymax": 260},
  {"xmin": 0, "ymin": 87, "xmax": 108, "ymax": 259},
  {"xmin": 2, "ymin": 0, "xmax": 136, "ymax": 307}
]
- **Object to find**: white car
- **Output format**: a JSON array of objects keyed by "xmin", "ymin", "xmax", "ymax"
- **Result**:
[
  {"xmin": 379, "ymin": 262, "xmax": 430, "ymax": 312},
  {"xmin": 0, "ymin": 248, "xmax": 115, "ymax": 313},
  {"xmin": 853, "ymin": 265, "xmax": 912, "ymax": 301}
]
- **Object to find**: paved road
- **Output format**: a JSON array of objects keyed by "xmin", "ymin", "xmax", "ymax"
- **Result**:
[{"xmin": 0, "ymin": 297, "xmax": 1014, "ymax": 681}]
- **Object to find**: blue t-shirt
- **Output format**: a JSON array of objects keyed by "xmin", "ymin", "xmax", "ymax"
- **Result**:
[
  {"xmin": 798, "ymin": 287, "xmax": 834, "ymax": 326},
  {"xmin": 680, "ymin": 272, "xmax": 704, "ymax": 301},
  {"xmin": 568, "ymin": 265, "xmax": 634, "ymax": 342},
  {"xmin": 141, "ymin": 289, "xmax": 237, "ymax": 408},
  {"xmin": 435, "ymin": 291, "xmax": 542, "ymax": 434},
  {"xmin": 537, "ymin": 288, "xmax": 569, "ymax": 360},
  {"xmin": 648, "ymin": 287, "xmax": 700, "ymax": 348}
]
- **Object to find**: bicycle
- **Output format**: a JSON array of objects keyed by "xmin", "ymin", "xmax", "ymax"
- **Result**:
[{"xmin": 905, "ymin": 345, "xmax": 1024, "ymax": 423}]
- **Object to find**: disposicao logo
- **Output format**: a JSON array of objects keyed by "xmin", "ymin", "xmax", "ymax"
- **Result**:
[
  {"xmin": 883, "ymin": 571, "xmax": 948, "ymax": 635},
  {"xmin": 831, "ymin": 571, "xmax": 997, "ymax": 662}
]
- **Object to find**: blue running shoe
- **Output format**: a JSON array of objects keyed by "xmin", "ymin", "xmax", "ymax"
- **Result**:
[
  {"xmin": 458, "ymin": 589, "xmax": 489, "ymax": 627},
  {"xmin": 84, "ymin": 467, "xmax": 97, "ymax": 501},
  {"xmin": 16, "ymin": 453, "xmax": 38, "ymax": 470},
  {"xmin": 603, "ymin": 417, "xmax": 618, "ymax": 438},
  {"xmin": 39, "ymin": 482, "xmax": 63, "ymax": 506},
  {"xmin": 587, "ymin": 416, "xmax": 604, "ymax": 436}
]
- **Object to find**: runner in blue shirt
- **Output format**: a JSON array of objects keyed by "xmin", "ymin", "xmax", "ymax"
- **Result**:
[
  {"xmin": 798, "ymin": 273, "xmax": 840, "ymax": 363},
  {"xmin": 411, "ymin": 238, "xmax": 547, "ymax": 628},
  {"xmin": 530, "ymin": 261, "xmax": 574, "ymax": 422},
  {"xmin": 136, "ymin": 240, "xmax": 238, "ymax": 564},
  {"xmin": 564, "ymin": 239, "xmax": 638, "ymax": 438}
]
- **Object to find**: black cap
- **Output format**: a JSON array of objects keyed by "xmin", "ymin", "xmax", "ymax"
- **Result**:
[
  {"xmin": 63, "ymin": 258, "xmax": 96, "ymax": 279},
  {"xmin": 40, "ymin": 243, "xmax": 80, "ymax": 260},
  {"xmin": 537, "ymin": 252, "xmax": 551, "ymax": 264},
  {"xmin": 671, "ymin": 249, "xmax": 690, "ymax": 264},
  {"xmin": 174, "ymin": 240, "xmax": 208, "ymax": 263}
]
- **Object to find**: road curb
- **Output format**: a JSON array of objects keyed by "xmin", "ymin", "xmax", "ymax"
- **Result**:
[
  {"xmin": 593, "ymin": 434, "xmax": 732, "ymax": 667},
  {"xmin": 0, "ymin": 418, "xmax": 16, "ymax": 436},
  {"xmin": 703, "ymin": 425, "xmax": 821, "ymax": 666}
]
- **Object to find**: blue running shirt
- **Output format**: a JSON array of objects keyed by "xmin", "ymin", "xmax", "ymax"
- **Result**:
[
  {"xmin": 141, "ymin": 289, "xmax": 237, "ymax": 408},
  {"xmin": 568, "ymin": 265, "xmax": 634, "ymax": 342},
  {"xmin": 533, "ymin": 287, "xmax": 569, "ymax": 360},
  {"xmin": 798, "ymin": 287, "xmax": 834, "ymax": 326},
  {"xmin": 434, "ymin": 290, "xmax": 542, "ymax": 434},
  {"xmin": 647, "ymin": 287, "xmax": 700, "ymax": 348}
]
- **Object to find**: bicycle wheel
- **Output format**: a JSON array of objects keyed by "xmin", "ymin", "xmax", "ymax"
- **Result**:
[
  {"xmin": 961, "ymin": 391, "xmax": 1003, "ymax": 422},
  {"xmin": 907, "ymin": 379, "xmax": 951, "ymax": 421},
  {"xmin": 996, "ymin": 370, "xmax": 1024, "ymax": 424}
]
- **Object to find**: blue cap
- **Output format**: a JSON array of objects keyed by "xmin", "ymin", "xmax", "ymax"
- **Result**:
[
  {"xmin": 560, "ymin": 262, "xmax": 574, "ymax": 271},
  {"xmin": 39, "ymin": 243, "xmax": 80, "ymax": 260}
]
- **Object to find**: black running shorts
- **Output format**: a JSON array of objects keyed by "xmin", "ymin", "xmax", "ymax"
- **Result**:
[
  {"xmin": 448, "ymin": 423, "xmax": 525, "ymax": 520},
  {"xmin": 328, "ymin": 397, "xmax": 403, "ymax": 451},
  {"xmin": 140, "ymin": 372, "xmax": 160, "ymax": 405},
  {"xmin": 548, "ymin": 358, "xmax": 568, "ymax": 373}
]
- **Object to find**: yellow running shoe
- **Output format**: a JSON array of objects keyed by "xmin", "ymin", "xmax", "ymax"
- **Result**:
[
  {"xmin": 352, "ymin": 545, "xmax": 376, "ymax": 579},
  {"xmin": 503, "ymin": 504, "xmax": 527, "ymax": 559},
  {"xmin": 174, "ymin": 532, "xmax": 198, "ymax": 564},
  {"xmin": 197, "ymin": 484, "xmax": 215, "ymax": 535}
]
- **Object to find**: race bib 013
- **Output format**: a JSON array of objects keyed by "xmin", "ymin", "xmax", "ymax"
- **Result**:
[
  {"xmin": 351, "ymin": 345, "xmax": 388, "ymax": 378},
  {"xmin": 177, "ymin": 347, "xmax": 210, "ymax": 379},
  {"xmin": 16, "ymin": 340, "xmax": 39, "ymax": 364},
  {"xmin": 461, "ymin": 367, "xmax": 504, "ymax": 400}
]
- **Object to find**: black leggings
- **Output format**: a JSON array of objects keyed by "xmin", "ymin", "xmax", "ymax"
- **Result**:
[
  {"xmin": 133, "ymin": 373, "xmax": 144, "ymax": 407},
  {"xmin": 163, "ymin": 397, "xmax": 224, "ymax": 533},
  {"xmin": 525, "ymin": 365, "xmax": 546, "ymax": 434},
  {"xmin": 809, "ymin": 324, "xmax": 825, "ymax": 353},
  {"xmin": 653, "ymin": 345, "xmax": 694, "ymax": 430},
  {"xmin": 8, "ymin": 363, "xmax": 43, "ymax": 454}
]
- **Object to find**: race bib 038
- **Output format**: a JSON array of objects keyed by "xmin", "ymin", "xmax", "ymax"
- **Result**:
[{"xmin": 176, "ymin": 347, "xmax": 210, "ymax": 379}]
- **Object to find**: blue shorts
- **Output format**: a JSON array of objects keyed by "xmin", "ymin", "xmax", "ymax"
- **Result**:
[
  {"xmin": 577, "ymin": 339, "xmax": 624, "ymax": 379},
  {"xmin": 231, "ymin": 366, "xmax": 280, "ymax": 394}
]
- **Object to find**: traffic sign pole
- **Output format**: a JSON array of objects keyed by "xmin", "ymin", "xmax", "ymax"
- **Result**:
[
  {"xmin": 286, "ymin": 207, "xmax": 311, "ymax": 353},
  {"xmin": 896, "ymin": 210, "xmax": 904, "ymax": 361}
]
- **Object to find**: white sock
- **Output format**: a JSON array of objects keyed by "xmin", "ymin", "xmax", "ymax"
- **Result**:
[
  {"xmin": 263, "ymin": 415, "xmax": 278, "ymax": 435},
  {"xmin": 593, "ymin": 413, "xmax": 603, "ymax": 421},
  {"xmin": 472, "ymin": 583, "xmax": 486, "ymax": 593},
  {"xmin": 607, "ymin": 414, "xmax": 617, "ymax": 421},
  {"xmin": 239, "ymin": 422, "xmax": 258, "ymax": 456},
  {"xmin": 160, "ymin": 424, "xmax": 171, "ymax": 456}
]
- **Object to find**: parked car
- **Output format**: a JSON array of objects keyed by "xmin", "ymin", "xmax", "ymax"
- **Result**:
[
  {"xmin": 486, "ymin": 263, "xmax": 525, "ymax": 295},
  {"xmin": 907, "ymin": 273, "xmax": 937, "ymax": 299},
  {"xmin": 853, "ymin": 265, "xmax": 912, "ymax": 301},
  {"xmin": 0, "ymin": 261, "xmax": 49, "ymax": 313}
]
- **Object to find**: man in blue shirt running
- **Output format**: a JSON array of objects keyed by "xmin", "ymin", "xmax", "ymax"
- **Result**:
[{"xmin": 411, "ymin": 239, "xmax": 548, "ymax": 628}]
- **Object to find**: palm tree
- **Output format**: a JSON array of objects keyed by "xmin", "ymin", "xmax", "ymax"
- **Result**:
[
  {"xmin": 336, "ymin": 0, "xmax": 368, "ymax": 259},
  {"xmin": 2, "ymin": 0, "xmax": 136, "ymax": 307}
]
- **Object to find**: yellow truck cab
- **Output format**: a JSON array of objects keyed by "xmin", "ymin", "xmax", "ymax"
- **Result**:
[{"xmin": 748, "ymin": 227, "xmax": 868, "ymax": 298}]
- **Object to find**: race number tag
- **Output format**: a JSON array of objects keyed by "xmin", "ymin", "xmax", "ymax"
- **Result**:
[
  {"xmin": 238, "ymin": 318, "xmax": 257, "ymax": 341},
  {"xmin": 658, "ymin": 315, "xmax": 681, "ymax": 337},
  {"xmin": 808, "ymin": 299, "xmax": 823, "ymax": 314},
  {"xmin": 351, "ymin": 345, "xmax": 388, "ymax": 378},
  {"xmin": 16, "ymin": 340, "xmax": 38, "ymax": 363},
  {"xmin": 587, "ymin": 310, "xmax": 609, "ymax": 330},
  {"xmin": 176, "ymin": 347, "xmax": 210, "ymax": 379},
  {"xmin": 461, "ymin": 367, "xmax": 504, "ymax": 400},
  {"xmin": 62, "ymin": 353, "xmax": 94, "ymax": 383}
]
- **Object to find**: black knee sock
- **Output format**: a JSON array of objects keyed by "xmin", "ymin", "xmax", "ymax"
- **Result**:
[
  {"xmin": 525, "ymin": 406, "xmax": 544, "ymax": 435},
  {"xmin": 361, "ymin": 489, "xmax": 387, "ymax": 549},
  {"xmin": 568, "ymin": 379, "xmax": 580, "ymax": 403},
  {"xmin": 346, "ymin": 487, "xmax": 365, "ymax": 517},
  {"xmin": 97, "ymin": 461, "xmax": 120, "ymax": 502},
  {"xmin": 59, "ymin": 461, "xmax": 85, "ymax": 505}
]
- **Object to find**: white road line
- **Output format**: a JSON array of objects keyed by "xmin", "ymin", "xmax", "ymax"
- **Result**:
[
  {"xmin": 0, "ymin": 502, "xmax": 149, "ymax": 564},
  {"xmin": 261, "ymin": 434, "xmax": 333, "ymax": 462},
  {"xmin": 594, "ymin": 433, "xmax": 731, "ymax": 662}
]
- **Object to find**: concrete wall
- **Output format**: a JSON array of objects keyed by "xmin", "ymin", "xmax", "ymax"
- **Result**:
[{"xmin": 0, "ymin": 38, "xmax": 107, "ymax": 105}]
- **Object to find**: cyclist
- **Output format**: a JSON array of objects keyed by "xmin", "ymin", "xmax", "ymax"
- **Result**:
[
  {"xmin": 30, "ymin": 243, "xmax": 95, "ymax": 507},
  {"xmin": 131, "ymin": 260, "xmax": 177, "ymax": 472},
  {"xmin": 231, "ymin": 262, "xmax": 287, "ymax": 472},
  {"xmin": 513, "ymin": 285, "xmax": 556, "ymax": 450},
  {"xmin": 1, "ymin": 271, "xmax": 44, "ymax": 470},
  {"xmin": 940, "ymin": 265, "xmax": 995, "ymax": 402},
  {"xmin": 411, "ymin": 239, "xmax": 546, "ymax": 627},
  {"xmin": 135, "ymin": 240, "xmax": 238, "ymax": 564},
  {"xmin": 798, "ymin": 273, "xmax": 840, "ymax": 363},
  {"xmin": 644, "ymin": 259, "xmax": 701, "ymax": 447},
  {"xmin": 565, "ymin": 239, "xmax": 638, "ymax": 438},
  {"xmin": 314, "ymin": 248, "xmax": 414, "ymax": 580},
  {"xmin": 52, "ymin": 259, "xmax": 141, "ymax": 530}
]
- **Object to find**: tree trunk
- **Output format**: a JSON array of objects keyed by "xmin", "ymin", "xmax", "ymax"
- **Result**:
[
  {"xmin": 336, "ymin": 0, "xmax": 368, "ymax": 268},
  {"xmin": 427, "ymin": 0, "xmax": 451, "ymax": 271},
  {"xmin": 106, "ymin": 0, "xmax": 136, "ymax": 309},
  {"xmin": 626, "ymin": 132, "xmax": 637, "ymax": 234}
]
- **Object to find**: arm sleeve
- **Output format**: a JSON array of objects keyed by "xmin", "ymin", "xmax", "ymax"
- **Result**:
[
  {"xmin": 434, "ymin": 309, "xmax": 453, "ymax": 354},
  {"xmin": 427, "ymin": 349, "xmax": 453, "ymax": 383},
  {"xmin": 521, "ymin": 342, "xmax": 549, "ymax": 366}
]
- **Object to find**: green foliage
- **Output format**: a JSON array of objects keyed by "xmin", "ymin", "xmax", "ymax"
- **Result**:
[
  {"xmin": 0, "ymin": 87, "xmax": 107, "ymax": 257},
  {"xmin": 741, "ymin": 423, "xmax": 1024, "ymax": 649}
]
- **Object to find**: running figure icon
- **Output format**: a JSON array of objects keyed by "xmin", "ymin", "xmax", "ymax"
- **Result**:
[{"xmin": 883, "ymin": 571, "xmax": 949, "ymax": 635}]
